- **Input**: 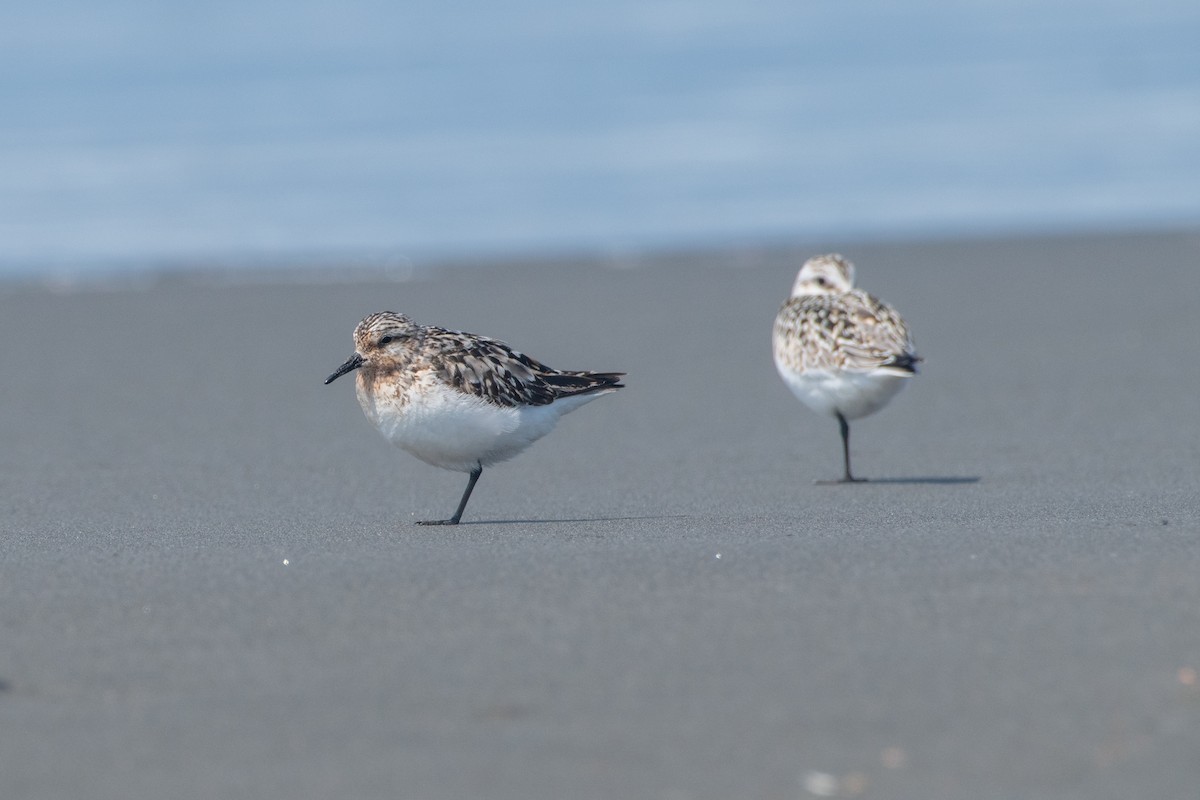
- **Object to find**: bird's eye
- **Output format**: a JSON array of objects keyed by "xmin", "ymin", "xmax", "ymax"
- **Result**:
[
  {"xmin": 379, "ymin": 335, "xmax": 394, "ymax": 345},
  {"xmin": 815, "ymin": 276, "xmax": 827, "ymax": 286}
]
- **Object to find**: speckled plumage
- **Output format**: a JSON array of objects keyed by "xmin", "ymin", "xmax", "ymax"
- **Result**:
[
  {"xmin": 772, "ymin": 254, "xmax": 919, "ymax": 482},
  {"xmin": 773, "ymin": 287, "xmax": 917, "ymax": 377},
  {"xmin": 351, "ymin": 311, "xmax": 623, "ymax": 409},
  {"xmin": 326, "ymin": 311, "xmax": 624, "ymax": 524}
]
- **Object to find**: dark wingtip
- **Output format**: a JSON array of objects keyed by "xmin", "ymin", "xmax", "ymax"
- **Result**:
[
  {"xmin": 542, "ymin": 370, "xmax": 626, "ymax": 395},
  {"xmin": 887, "ymin": 354, "xmax": 921, "ymax": 374},
  {"xmin": 586, "ymin": 371, "xmax": 626, "ymax": 392}
]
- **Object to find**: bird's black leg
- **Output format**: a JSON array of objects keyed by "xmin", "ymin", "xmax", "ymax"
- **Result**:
[
  {"xmin": 817, "ymin": 413, "xmax": 867, "ymax": 484},
  {"xmin": 417, "ymin": 464, "xmax": 482, "ymax": 525},
  {"xmin": 836, "ymin": 412, "xmax": 866, "ymax": 483}
]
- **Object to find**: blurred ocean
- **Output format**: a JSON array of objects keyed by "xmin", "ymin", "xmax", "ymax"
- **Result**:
[{"xmin": 2, "ymin": 0, "xmax": 1198, "ymax": 278}]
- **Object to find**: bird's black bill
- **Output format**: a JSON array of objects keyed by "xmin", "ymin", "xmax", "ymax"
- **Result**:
[{"xmin": 325, "ymin": 353, "xmax": 364, "ymax": 384}]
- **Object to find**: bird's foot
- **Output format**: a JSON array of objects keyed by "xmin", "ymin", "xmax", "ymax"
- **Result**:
[
  {"xmin": 415, "ymin": 517, "xmax": 461, "ymax": 526},
  {"xmin": 814, "ymin": 477, "xmax": 868, "ymax": 486}
]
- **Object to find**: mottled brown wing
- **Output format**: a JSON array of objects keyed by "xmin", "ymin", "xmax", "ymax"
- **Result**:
[
  {"xmin": 840, "ymin": 291, "xmax": 919, "ymax": 372},
  {"xmin": 774, "ymin": 292, "xmax": 918, "ymax": 373},
  {"xmin": 425, "ymin": 332, "xmax": 555, "ymax": 406},
  {"xmin": 427, "ymin": 329, "xmax": 624, "ymax": 407}
]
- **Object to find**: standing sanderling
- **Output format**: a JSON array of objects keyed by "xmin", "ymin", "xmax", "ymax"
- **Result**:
[
  {"xmin": 772, "ymin": 254, "xmax": 920, "ymax": 483},
  {"xmin": 325, "ymin": 311, "xmax": 624, "ymax": 525}
]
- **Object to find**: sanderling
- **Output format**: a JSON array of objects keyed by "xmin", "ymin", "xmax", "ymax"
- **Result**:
[
  {"xmin": 325, "ymin": 311, "xmax": 624, "ymax": 525},
  {"xmin": 772, "ymin": 254, "xmax": 919, "ymax": 483}
]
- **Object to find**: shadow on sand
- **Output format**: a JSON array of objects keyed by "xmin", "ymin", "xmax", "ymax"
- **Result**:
[
  {"xmin": 817, "ymin": 476, "xmax": 982, "ymax": 486},
  {"xmin": 458, "ymin": 515, "xmax": 690, "ymax": 526}
]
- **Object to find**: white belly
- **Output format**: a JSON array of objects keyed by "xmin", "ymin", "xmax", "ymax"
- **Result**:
[
  {"xmin": 358, "ymin": 382, "xmax": 603, "ymax": 472},
  {"xmin": 775, "ymin": 362, "xmax": 910, "ymax": 421}
]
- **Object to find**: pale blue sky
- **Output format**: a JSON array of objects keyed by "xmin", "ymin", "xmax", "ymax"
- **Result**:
[{"xmin": 2, "ymin": 0, "xmax": 1198, "ymax": 273}]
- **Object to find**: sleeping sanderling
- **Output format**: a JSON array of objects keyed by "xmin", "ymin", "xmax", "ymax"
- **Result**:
[
  {"xmin": 326, "ymin": 311, "xmax": 624, "ymax": 524},
  {"xmin": 772, "ymin": 254, "xmax": 919, "ymax": 483}
]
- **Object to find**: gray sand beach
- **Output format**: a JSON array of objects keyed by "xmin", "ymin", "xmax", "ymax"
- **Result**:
[{"xmin": 2, "ymin": 230, "xmax": 1199, "ymax": 799}]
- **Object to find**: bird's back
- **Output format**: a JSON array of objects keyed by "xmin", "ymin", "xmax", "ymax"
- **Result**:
[
  {"xmin": 422, "ymin": 326, "xmax": 624, "ymax": 408},
  {"xmin": 774, "ymin": 289, "xmax": 917, "ymax": 375}
]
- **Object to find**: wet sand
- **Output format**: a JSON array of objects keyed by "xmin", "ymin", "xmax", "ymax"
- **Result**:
[{"xmin": 1, "ymin": 229, "xmax": 1198, "ymax": 799}]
